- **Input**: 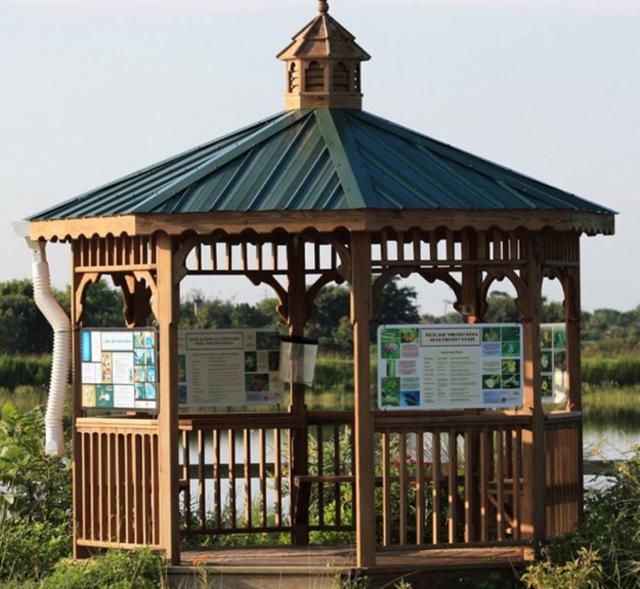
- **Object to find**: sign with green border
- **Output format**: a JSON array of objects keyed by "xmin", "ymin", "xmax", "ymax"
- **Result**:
[{"xmin": 378, "ymin": 324, "xmax": 523, "ymax": 410}]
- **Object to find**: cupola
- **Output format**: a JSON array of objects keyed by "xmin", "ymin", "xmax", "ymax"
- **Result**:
[{"xmin": 277, "ymin": 1, "xmax": 371, "ymax": 110}]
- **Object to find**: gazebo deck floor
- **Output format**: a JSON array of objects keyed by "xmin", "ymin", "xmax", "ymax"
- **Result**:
[{"xmin": 169, "ymin": 545, "xmax": 528, "ymax": 588}]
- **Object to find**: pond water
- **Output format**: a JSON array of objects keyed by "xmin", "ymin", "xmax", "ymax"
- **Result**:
[
  {"xmin": 584, "ymin": 411, "xmax": 640, "ymax": 461},
  {"xmin": 584, "ymin": 427, "xmax": 638, "ymax": 461}
]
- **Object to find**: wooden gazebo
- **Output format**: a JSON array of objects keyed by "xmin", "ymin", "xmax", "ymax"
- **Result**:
[{"xmin": 27, "ymin": 1, "xmax": 614, "ymax": 580}]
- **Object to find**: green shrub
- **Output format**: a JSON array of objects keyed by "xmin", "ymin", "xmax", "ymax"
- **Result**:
[
  {"xmin": 520, "ymin": 547, "xmax": 603, "ymax": 588},
  {"xmin": 0, "ymin": 403, "xmax": 72, "ymax": 583},
  {"xmin": 39, "ymin": 547, "xmax": 165, "ymax": 589},
  {"xmin": 0, "ymin": 521, "xmax": 71, "ymax": 583},
  {"xmin": 525, "ymin": 446, "xmax": 640, "ymax": 588}
]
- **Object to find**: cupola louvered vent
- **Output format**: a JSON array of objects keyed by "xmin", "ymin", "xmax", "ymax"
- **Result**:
[
  {"xmin": 305, "ymin": 61, "xmax": 325, "ymax": 92},
  {"xmin": 333, "ymin": 62, "xmax": 349, "ymax": 92}
]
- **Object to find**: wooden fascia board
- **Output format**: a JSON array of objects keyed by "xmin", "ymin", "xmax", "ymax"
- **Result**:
[
  {"xmin": 136, "ymin": 210, "xmax": 615, "ymax": 236},
  {"xmin": 361, "ymin": 210, "xmax": 616, "ymax": 235},
  {"xmin": 28, "ymin": 209, "xmax": 615, "ymax": 242},
  {"xmin": 134, "ymin": 210, "xmax": 370, "ymax": 234},
  {"xmin": 30, "ymin": 216, "xmax": 138, "ymax": 241}
]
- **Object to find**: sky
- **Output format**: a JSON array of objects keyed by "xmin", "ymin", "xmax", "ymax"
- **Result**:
[{"xmin": 0, "ymin": 0, "xmax": 638, "ymax": 315}]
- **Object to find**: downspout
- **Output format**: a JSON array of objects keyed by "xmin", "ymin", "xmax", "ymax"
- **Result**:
[{"xmin": 14, "ymin": 223, "xmax": 70, "ymax": 457}]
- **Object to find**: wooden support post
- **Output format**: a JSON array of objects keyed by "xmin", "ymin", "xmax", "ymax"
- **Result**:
[
  {"xmin": 71, "ymin": 244, "xmax": 91, "ymax": 559},
  {"xmin": 564, "ymin": 260, "xmax": 583, "ymax": 521},
  {"xmin": 521, "ymin": 235, "xmax": 546, "ymax": 544},
  {"xmin": 287, "ymin": 235, "xmax": 310, "ymax": 545},
  {"xmin": 350, "ymin": 232, "xmax": 376, "ymax": 568},
  {"xmin": 461, "ymin": 264, "xmax": 480, "ymax": 542},
  {"xmin": 565, "ymin": 264, "xmax": 581, "ymax": 412},
  {"xmin": 156, "ymin": 232, "xmax": 181, "ymax": 565}
]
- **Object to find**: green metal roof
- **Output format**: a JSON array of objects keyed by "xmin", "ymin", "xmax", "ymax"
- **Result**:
[{"xmin": 29, "ymin": 108, "xmax": 615, "ymax": 220}]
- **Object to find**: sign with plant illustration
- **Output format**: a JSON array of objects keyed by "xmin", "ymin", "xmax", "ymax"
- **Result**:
[
  {"xmin": 541, "ymin": 323, "xmax": 567, "ymax": 404},
  {"xmin": 80, "ymin": 328, "xmax": 158, "ymax": 411},
  {"xmin": 378, "ymin": 324, "xmax": 523, "ymax": 410},
  {"xmin": 177, "ymin": 329, "xmax": 283, "ymax": 407}
]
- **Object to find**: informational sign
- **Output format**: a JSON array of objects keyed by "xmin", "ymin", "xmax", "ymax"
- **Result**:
[
  {"xmin": 378, "ymin": 324, "xmax": 523, "ymax": 410},
  {"xmin": 541, "ymin": 323, "xmax": 567, "ymax": 404},
  {"xmin": 177, "ymin": 329, "xmax": 284, "ymax": 408},
  {"xmin": 80, "ymin": 329, "xmax": 158, "ymax": 411}
]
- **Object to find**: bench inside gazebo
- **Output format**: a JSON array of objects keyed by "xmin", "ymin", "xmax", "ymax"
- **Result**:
[{"xmin": 25, "ymin": 1, "xmax": 614, "ymax": 585}]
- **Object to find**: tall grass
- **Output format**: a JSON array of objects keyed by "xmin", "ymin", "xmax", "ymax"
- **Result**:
[
  {"xmin": 0, "ymin": 355, "xmax": 51, "ymax": 411},
  {"xmin": 582, "ymin": 356, "xmax": 640, "ymax": 388},
  {"xmin": 0, "ymin": 355, "xmax": 51, "ymax": 390},
  {"xmin": 0, "ymin": 386, "xmax": 48, "ymax": 411},
  {"xmin": 310, "ymin": 359, "xmax": 356, "ymax": 410}
]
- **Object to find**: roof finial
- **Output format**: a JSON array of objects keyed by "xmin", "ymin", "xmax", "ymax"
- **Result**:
[{"xmin": 318, "ymin": 0, "xmax": 329, "ymax": 14}]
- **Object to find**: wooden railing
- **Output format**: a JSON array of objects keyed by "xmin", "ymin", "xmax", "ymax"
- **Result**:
[
  {"xmin": 73, "ymin": 410, "xmax": 582, "ymax": 551},
  {"xmin": 75, "ymin": 418, "xmax": 160, "ymax": 549},
  {"xmin": 178, "ymin": 414, "xmax": 301, "ymax": 537},
  {"xmin": 177, "ymin": 411, "xmax": 536, "ymax": 548},
  {"xmin": 291, "ymin": 413, "xmax": 356, "ymax": 543},
  {"xmin": 373, "ymin": 413, "xmax": 530, "ymax": 548},
  {"xmin": 545, "ymin": 412, "xmax": 583, "ymax": 537}
]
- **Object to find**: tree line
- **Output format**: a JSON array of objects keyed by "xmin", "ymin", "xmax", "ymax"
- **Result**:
[{"xmin": 0, "ymin": 278, "xmax": 636, "ymax": 358}]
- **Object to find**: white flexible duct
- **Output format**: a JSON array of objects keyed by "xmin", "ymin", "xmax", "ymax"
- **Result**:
[{"xmin": 25, "ymin": 239, "xmax": 70, "ymax": 457}]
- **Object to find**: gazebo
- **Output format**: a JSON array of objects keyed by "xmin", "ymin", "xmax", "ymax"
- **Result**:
[{"xmin": 26, "ymin": 1, "xmax": 614, "ymax": 582}]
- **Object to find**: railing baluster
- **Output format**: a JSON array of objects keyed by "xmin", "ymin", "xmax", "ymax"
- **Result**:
[
  {"xmin": 334, "ymin": 423, "xmax": 344, "ymax": 529},
  {"xmin": 416, "ymin": 431, "xmax": 425, "ymax": 545},
  {"xmin": 198, "ymin": 430, "xmax": 206, "ymax": 530},
  {"xmin": 274, "ymin": 428, "xmax": 282, "ymax": 527},
  {"xmin": 260, "ymin": 428, "xmax": 267, "ymax": 528},
  {"xmin": 480, "ymin": 428, "xmax": 489, "ymax": 542},
  {"xmin": 547, "ymin": 426, "xmax": 556, "ymax": 536},
  {"xmin": 244, "ymin": 429, "xmax": 252, "ymax": 529},
  {"xmin": 89, "ymin": 432, "xmax": 97, "ymax": 541},
  {"xmin": 464, "ymin": 430, "xmax": 473, "ymax": 543},
  {"xmin": 81, "ymin": 432, "xmax": 88, "ymax": 541},
  {"xmin": 107, "ymin": 432, "xmax": 115, "ymax": 542},
  {"xmin": 448, "ymin": 430, "xmax": 458, "ymax": 543},
  {"xmin": 181, "ymin": 430, "xmax": 191, "ymax": 531},
  {"xmin": 496, "ymin": 428, "xmax": 505, "ymax": 541},
  {"xmin": 98, "ymin": 432, "xmax": 105, "ymax": 542},
  {"xmin": 126, "ymin": 434, "xmax": 134, "ymax": 544},
  {"xmin": 116, "ymin": 433, "xmax": 123, "ymax": 542},
  {"xmin": 142, "ymin": 433, "xmax": 151, "ymax": 544},
  {"xmin": 135, "ymin": 434, "xmax": 143, "ymax": 544},
  {"xmin": 317, "ymin": 424, "xmax": 325, "ymax": 528},
  {"xmin": 513, "ymin": 427, "xmax": 522, "ymax": 540},
  {"xmin": 213, "ymin": 429, "xmax": 222, "ymax": 530},
  {"xmin": 382, "ymin": 430, "xmax": 392, "ymax": 547},
  {"xmin": 432, "ymin": 430, "xmax": 442, "ymax": 544},
  {"xmin": 151, "ymin": 432, "xmax": 159, "ymax": 545},
  {"xmin": 399, "ymin": 432, "xmax": 408, "ymax": 545},
  {"xmin": 228, "ymin": 428, "xmax": 236, "ymax": 529}
]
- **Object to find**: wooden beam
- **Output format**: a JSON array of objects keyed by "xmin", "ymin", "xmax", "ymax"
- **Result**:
[
  {"xmin": 350, "ymin": 232, "xmax": 376, "ymax": 567},
  {"xmin": 156, "ymin": 232, "xmax": 181, "ymax": 565}
]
